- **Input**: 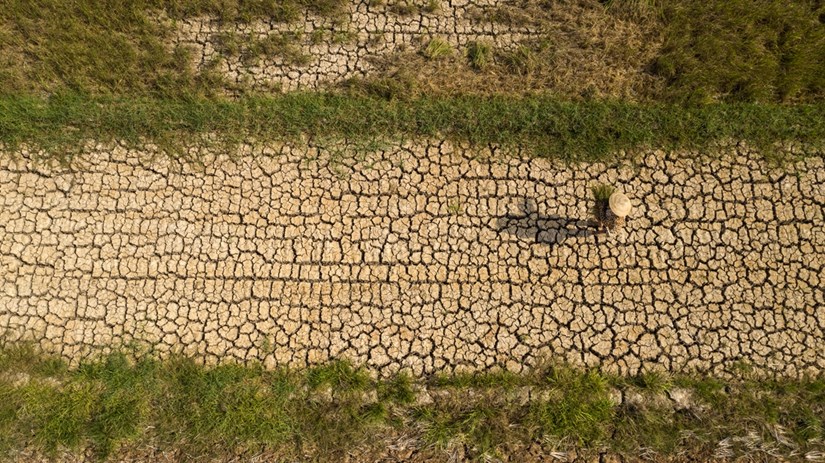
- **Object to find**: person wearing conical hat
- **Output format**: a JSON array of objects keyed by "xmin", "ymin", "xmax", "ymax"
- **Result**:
[{"xmin": 606, "ymin": 191, "xmax": 632, "ymax": 232}]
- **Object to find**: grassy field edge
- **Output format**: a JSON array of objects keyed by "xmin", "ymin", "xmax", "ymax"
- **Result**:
[
  {"xmin": 1, "ymin": 344, "xmax": 823, "ymax": 462},
  {"xmin": 2, "ymin": 93, "xmax": 824, "ymax": 163}
]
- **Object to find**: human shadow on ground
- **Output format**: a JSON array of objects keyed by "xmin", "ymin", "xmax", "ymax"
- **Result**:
[{"xmin": 494, "ymin": 198, "xmax": 596, "ymax": 245}]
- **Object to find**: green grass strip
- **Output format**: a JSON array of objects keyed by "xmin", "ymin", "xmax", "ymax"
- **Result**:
[
  {"xmin": 1, "ymin": 93, "xmax": 824, "ymax": 162},
  {"xmin": 0, "ymin": 345, "xmax": 824, "ymax": 461}
]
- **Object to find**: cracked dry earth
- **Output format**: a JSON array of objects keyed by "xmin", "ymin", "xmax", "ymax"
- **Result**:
[
  {"xmin": 175, "ymin": 0, "xmax": 547, "ymax": 91},
  {"xmin": 0, "ymin": 141, "xmax": 824, "ymax": 377}
]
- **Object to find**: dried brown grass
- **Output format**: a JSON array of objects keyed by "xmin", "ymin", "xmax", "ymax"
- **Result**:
[{"xmin": 344, "ymin": 0, "xmax": 665, "ymax": 100}]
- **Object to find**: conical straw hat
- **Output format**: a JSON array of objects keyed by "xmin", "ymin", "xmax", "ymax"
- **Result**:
[{"xmin": 608, "ymin": 191, "xmax": 632, "ymax": 217}]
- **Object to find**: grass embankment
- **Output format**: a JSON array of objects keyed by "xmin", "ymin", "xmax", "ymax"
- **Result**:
[
  {"xmin": 0, "ymin": 345, "xmax": 823, "ymax": 462},
  {"xmin": 2, "ymin": 93, "xmax": 824, "ymax": 162}
]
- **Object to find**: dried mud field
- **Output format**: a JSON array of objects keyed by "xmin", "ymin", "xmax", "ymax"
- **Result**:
[{"xmin": 1, "ymin": 142, "xmax": 823, "ymax": 377}]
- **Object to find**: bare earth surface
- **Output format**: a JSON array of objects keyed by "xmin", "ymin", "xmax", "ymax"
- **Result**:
[{"xmin": 1, "ymin": 141, "xmax": 823, "ymax": 376}]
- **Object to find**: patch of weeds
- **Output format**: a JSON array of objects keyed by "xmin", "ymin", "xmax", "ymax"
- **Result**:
[
  {"xmin": 3, "ymin": 93, "xmax": 825, "ymax": 162},
  {"xmin": 77, "ymin": 354, "xmax": 158, "ymax": 457},
  {"xmin": 156, "ymin": 357, "xmax": 294, "ymax": 454},
  {"xmin": 629, "ymin": 370, "xmax": 672, "ymax": 393},
  {"xmin": 415, "ymin": 396, "xmax": 518, "ymax": 457},
  {"xmin": 600, "ymin": 0, "xmax": 664, "ymax": 20},
  {"xmin": 431, "ymin": 370, "xmax": 526, "ymax": 389},
  {"xmin": 499, "ymin": 45, "xmax": 538, "ymax": 76},
  {"xmin": 529, "ymin": 366, "xmax": 615, "ymax": 445},
  {"xmin": 0, "ymin": 343, "xmax": 67, "ymax": 378},
  {"xmin": 611, "ymin": 399, "xmax": 684, "ymax": 454},
  {"xmin": 377, "ymin": 372, "xmax": 416, "ymax": 404},
  {"xmin": 389, "ymin": 1, "xmax": 419, "ymax": 16},
  {"xmin": 309, "ymin": 29, "xmax": 326, "ymax": 45},
  {"xmin": 245, "ymin": 32, "xmax": 310, "ymax": 66},
  {"xmin": 341, "ymin": 73, "xmax": 417, "ymax": 100},
  {"xmin": 673, "ymin": 376, "xmax": 726, "ymax": 407},
  {"xmin": 423, "ymin": 37, "xmax": 453, "ymax": 59},
  {"xmin": 466, "ymin": 41, "xmax": 492, "ymax": 70},
  {"xmin": 306, "ymin": 360, "xmax": 370, "ymax": 392},
  {"xmin": 0, "ymin": 381, "xmax": 21, "ymax": 453},
  {"xmin": 213, "ymin": 31, "xmax": 243, "ymax": 57},
  {"xmin": 423, "ymin": 0, "xmax": 441, "ymax": 13},
  {"xmin": 489, "ymin": 5, "xmax": 538, "ymax": 26},
  {"xmin": 1, "ymin": 346, "xmax": 825, "ymax": 461},
  {"xmin": 727, "ymin": 360, "xmax": 756, "ymax": 378},
  {"xmin": 23, "ymin": 381, "xmax": 98, "ymax": 452},
  {"xmin": 331, "ymin": 29, "xmax": 358, "ymax": 45},
  {"xmin": 301, "ymin": 0, "xmax": 349, "ymax": 17}
]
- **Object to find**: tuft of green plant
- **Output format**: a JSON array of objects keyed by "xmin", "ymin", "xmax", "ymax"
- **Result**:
[
  {"xmin": 423, "ymin": 37, "xmax": 453, "ymax": 59},
  {"xmin": 467, "ymin": 41, "xmax": 493, "ymax": 70},
  {"xmin": 590, "ymin": 184, "xmax": 614, "ymax": 224},
  {"xmin": 591, "ymin": 184, "xmax": 615, "ymax": 202},
  {"xmin": 446, "ymin": 199, "xmax": 462, "ymax": 215},
  {"xmin": 309, "ymin": 29, "xmax": 326, "ymax": 45}
]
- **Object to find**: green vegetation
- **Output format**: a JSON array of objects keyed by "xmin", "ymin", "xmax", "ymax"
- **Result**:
[
  {"xmin": 214, "ymin": 31, "xmax": 310, "ymax": 66},
  {"xmin": 653, "ymin": 0, "xmax": 825, "ymax": 104},
  {"xmin": 0, "ymin": 0, "xmax": 346, "ymax": 97},
  {"xmin": 591, "ymin": 184, "xmax": 615, "ymax": 202},
  {"xmin": 466, "ymin": 41, "xmax": 492, "ymax": 70},
  {"xmin": 2, "ymin": 93, "xmax": 823, "ymax": 162},
  {"xmin": 0, "ymin": 0, "xmax": 822, "ymax": 160},
  {"xmin": 371, "ymin": 0, "xmax": 825, "ymax": 102},
  {"xmin": 0, "ymin": 0, "xmax": 822, "ymax": 103},
  {"xmin": 423, "ymin": 37, "xmax": 453, "ymax": 59},
  {"xmin": 498, "ymin": 45, "xmax": 538, "ymax": 76},
  {"xmin": 1, "ymin": 345, "xmax": 823, "ymax": 461}
]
